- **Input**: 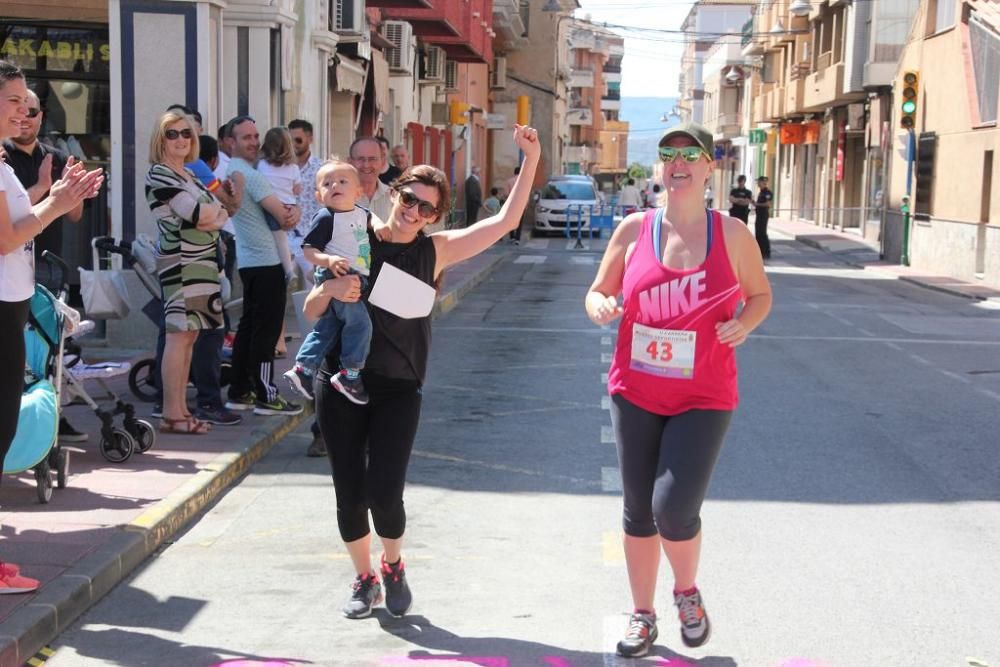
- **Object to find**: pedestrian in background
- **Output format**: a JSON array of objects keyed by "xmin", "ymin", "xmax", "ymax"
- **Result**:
[
  {"xmin": 754, "ymin": 176, "xmax": 773, "ymax": 259},
  {"xmin": 256, "ymin": 126, "xmax": 300, "ymax": 287},
  {"xmin": 223, "ymin": 116, "xmax": 302, "ymax": 417},
  {"xmin": 728, "ymin": 174, "xmax": 752, "ymax": 225},
  {"xmin": 585, "ymin": 123, "xmax": 771, "ymax": 658},
  {"xmin": 146, "ymin": 110, "xmax": 228, "ymax": 434},
  {"xmin": 377, "ymin": 136, "xmax": 401, "ymax": 185},
  {"xmin": 703, "ymin": 184, "xmax": 714, "ymax": 209},
  {"xmin": 390, "ymin": 144, "xmax": 410, "ymax": 175},
  {"xmin": 483, "ymin": 187, "xmax": 501, "ymax": 216},
  {"xmin": 0, "ymin": 59, "xmax": 103, "ymax": 593},
  {"xmin": 349, "ymin": 137, "xmax": 392, "ymax": 222},
  {"xmin": 288, "ymin": 118, "xmax": 324, "ymax": 287},
  {"xmin": 303, "ymin": 125, "xmax": 542, "ymax": 620},
  {"xmin": 464, "ymin": 165, "xmax": 483, "ymax": 226},
  {"xmin": 504, "ymin": 166, "xmax": 522, "ymax": 244}
]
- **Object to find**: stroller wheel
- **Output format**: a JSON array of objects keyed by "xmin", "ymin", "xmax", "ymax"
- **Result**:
[
  {"xmin": 34, "ymin": 462, "xmax": 53, "ymax": 504},
  {"xmin": 133, "ymin": 420, "xmax": 156, "ymax": 453},
  {"xmin": 128, "ymin": 358, "xmax": 159, "ymax": 403},
  {"xmin": 100, "ymin": 428, "xmax": 135, "ymax": 463}
]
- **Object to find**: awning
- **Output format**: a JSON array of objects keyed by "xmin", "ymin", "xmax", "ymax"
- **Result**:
[
  {"xmin": 371, "ymin": 49, "xmax": 389, "ymax": 114},
  {"xmin": 336, "ymin": 56, "xmax": 367, "ymax": 95}
]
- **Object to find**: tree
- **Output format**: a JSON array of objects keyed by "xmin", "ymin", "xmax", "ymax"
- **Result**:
[{"xmin": 627, "ymin": 162, "xmax": 649, "ymax": 181}]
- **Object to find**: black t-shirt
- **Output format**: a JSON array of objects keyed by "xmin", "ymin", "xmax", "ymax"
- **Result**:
[
  {"xmin": 755, "ymin": 188, "xmax": 774, "ymax": 215},
  {"xmin": 320, "ymin": 230, "xmax": 437, "ymax": 385},
  {"xmin": 728, "ymin": 187, "xmax": 753, "ymax": 213},
  {"xmin": 2, "ymin": 141, "xmax": 69, "ymax": 258}
]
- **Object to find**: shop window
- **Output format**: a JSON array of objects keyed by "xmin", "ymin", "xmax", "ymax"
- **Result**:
[
  {"xmin": 929, "ymin": 0, "xmax": 957, "ymax": 34},
  {"xmin": 969, "ymin": 12, "xmax": 1000, "ymax": 124}
]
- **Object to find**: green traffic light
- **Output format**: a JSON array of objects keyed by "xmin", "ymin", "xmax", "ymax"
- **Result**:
[{"xmin": 902, "ymin": 100, "xmax": 916, "ymax": 114}]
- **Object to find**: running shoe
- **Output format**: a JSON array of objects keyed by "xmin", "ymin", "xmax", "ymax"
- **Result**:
[
  {"xmin": 253, "ymin": 395, "xmax": 303, "ymax": 416},
  {"xmin": 342, "ymin": 573, "xmax": 383, "ymax": 619},
  {"xmin": 195, "ymin": 405, "xmax": 243, "ymax": 426},
  {"xmin": 151, "ymin": 404, "xmax": 163, "ymax": 419},
  {"xmin": 283, "ymin": 365, "xmax": 315, "ymax": 401},
  {"xmin": 58, "ymin": 417, "xmax": 89, "ymax": 443},
  {"xmin": 306, "ymin": 435, "xmax": 327, "ymax": 458},
  {"xmin": 225, "ymin": 391, "xmax": 257, "ymax": 411},
  {"xmin": 380, "ymin": 554, "xmax": 412, "ymax": 617},
  {"xmin": 674, "ymin": 587, "xmax": 711, "ymax": 647},
  {"xmin": 331, "ymin": 371, "xmax": 369, "ymax": 405},
  {"xmin": 616, "ymin": 612, "xmax": 658, "ymax": 658},
  {"xmin": 0, "ymin": 563, "xmax": 39, "ymax": 595}
]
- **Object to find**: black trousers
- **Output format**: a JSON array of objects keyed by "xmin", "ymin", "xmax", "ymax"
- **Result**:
[
  {"xmin": 0, "ymin": 299, "xmax": 30, "ymax": 475},
  {"xmin": 315, "ymin": 372, "xmax": 422, "ymax": 543},
  {"xmin": 754, "ymin": 212, "xmax": 771, "ymax": 258},
  {"xmin": 508, "ymin": 217, "xmax": 523, "ymax": 241},
  {"xmin": 229, "ymin": 264, "xmax": 286, "ymax": 403},
  {"xmin": 729, "ymin": 207, "xmax": 749, "ymax": 224}
]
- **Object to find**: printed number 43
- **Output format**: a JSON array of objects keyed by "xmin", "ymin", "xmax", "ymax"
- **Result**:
[{"xmin": 646, "ymin": 340, "xmax": 672, "ymax": 362}]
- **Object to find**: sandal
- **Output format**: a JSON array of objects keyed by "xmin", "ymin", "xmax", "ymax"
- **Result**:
[{"xmin": 159, "ymin": 416, "xmax": 211, "ymax": 435}]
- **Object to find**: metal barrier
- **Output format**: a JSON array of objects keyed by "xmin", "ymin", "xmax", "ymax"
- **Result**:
[{"xmin": 565, "ymin": 204, "xmax": 621, "ymax": 247}]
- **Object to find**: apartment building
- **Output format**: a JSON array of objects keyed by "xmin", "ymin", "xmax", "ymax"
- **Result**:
[{"xmin": 888, "ymin": 0, "xmax": 999, "ymax": 285}]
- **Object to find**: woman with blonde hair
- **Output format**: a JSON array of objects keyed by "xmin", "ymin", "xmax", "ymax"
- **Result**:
[{"xmin": 146, "ymin": 109, "xmax": 228, "ymax": 434}]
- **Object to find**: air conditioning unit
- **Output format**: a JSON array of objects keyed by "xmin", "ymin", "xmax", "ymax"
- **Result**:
[
  {"xmin": 445, "ymin": 60, "xmax": 459, "ymax": 91},
  {"xmin": 331, "ymin": 0, "xmax": 363, "ymax": 34},
  {"xmin": 490, "ymin": 56, "xmax": 507, "ymax": 89},
  {"xmin": 421, "ymin": 46, "xmax": 446, "ymax": 82},
  {"xmin": 431, "ymin": 102, "xmax": 449, "ymax": 125},
  {"xmin": 381, "ymin": 20, "xmax": 414, "ymax": 74}
]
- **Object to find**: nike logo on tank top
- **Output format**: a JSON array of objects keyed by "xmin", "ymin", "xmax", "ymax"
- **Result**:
[{"xmin": 607, "ymin": 208, "xmax": 742, "ymax": 416}]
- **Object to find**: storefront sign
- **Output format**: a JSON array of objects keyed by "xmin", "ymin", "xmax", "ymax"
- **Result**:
[
  {"xmin": 749, "ymin": 129, "xmax": 767, "ymax": 145},
  {"xmin": 1, "ymin": 27, "xmax": 110, "ymax": 74},
  {"xmin": 485, "ymin": 113, "xmax": 507, "ymax": 130},
  {"xmin": 780, "ymin": 123, "xmax": 805, "ymax": 145},
  {"xmin": 803, "ymin": 121, "xmax": 821, "ymax": 145}
]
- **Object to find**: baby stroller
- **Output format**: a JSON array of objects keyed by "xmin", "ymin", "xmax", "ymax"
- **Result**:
[
  {"xmin": 5, "ymin": 253, "xmax": 70, "ymax": 502},
  {"xmin": 60, "ymin": 249, "xmax": 157, "ymax": 464},
  {"xmin": 89, "ymin": 236, "xmax": 234, "ymax": 403}
]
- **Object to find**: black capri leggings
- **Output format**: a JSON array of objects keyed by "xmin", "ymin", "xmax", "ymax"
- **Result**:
[
  {"xmin": 0, "ymin": 299, "xmax": 31, "ymax": 477},
  {"xmin": 610, "ymin": 393, "xmax": 732, "ymax": 541},
  {"xmin": 315, "ymin": 371, "xmax": 423, "ymax": 543}
]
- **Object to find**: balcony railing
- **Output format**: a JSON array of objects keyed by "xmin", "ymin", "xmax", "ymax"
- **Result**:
[
  {"xmin": 567, "ymin": 107, "xmax": 594, "ymax": 126},
  {"xmin": 569, "ymin": 68, "xmax": 595, "ymax": 89},
  {"xmin": 603, "ymin": 64, "xmax": 622, "ymax": 73}
]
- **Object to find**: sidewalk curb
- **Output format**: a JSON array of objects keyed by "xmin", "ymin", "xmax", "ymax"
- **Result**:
[
  {"xmin": 786, "ymin": 231, "xmax": 994, "ymax": 303},
  {"xmin": 0, "ymin": 251, "xmax": 509, "ymax": 666}
]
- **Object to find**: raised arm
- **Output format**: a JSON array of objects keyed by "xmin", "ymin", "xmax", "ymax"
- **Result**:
[{"xmin": 430, "ymin": 125, "xmax": 541, "ymax": 276}]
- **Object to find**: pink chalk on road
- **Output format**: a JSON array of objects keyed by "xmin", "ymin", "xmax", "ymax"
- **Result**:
[{"xmin": 382, "ymin": 657, "xmax": 509, "ymax": 667}]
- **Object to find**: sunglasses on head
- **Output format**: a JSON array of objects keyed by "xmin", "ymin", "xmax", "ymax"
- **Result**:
[
  {"xmin": 658, "ymin": 146, "xmax": 707, "ymax": 163},
  {"xmin": 25, "ymin": 108, "xmax": 42, "ymax": 119},
  {"xmin": 396, "ymin": 188, "xmax": 439, "ymax": 218},
  {"xmin": 165, "ymin": 128, "xmax": 194, "ymax": 140}
]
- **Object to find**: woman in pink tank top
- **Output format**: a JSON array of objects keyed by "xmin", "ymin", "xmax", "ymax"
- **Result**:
[{"xmin": 585, "ymin": 123, "xmax": 772, "ymax": 658}]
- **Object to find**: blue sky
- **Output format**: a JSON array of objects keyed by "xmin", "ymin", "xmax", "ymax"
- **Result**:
[{"xmin": 575, "ymin": 0, "xmax": 695, "ymax": 98}]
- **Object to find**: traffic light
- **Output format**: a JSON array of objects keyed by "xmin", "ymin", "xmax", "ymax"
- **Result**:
[
  {"xmin": 449, "ymin": 100, "xmax": 470, "ymax": 125},
  {"xmin": 900, "ymin": 70, "xmax": 919, "ymax": 130},
  {"xmin": 517, "ymin": 95, "xmax": 530, "ymax": 126}
]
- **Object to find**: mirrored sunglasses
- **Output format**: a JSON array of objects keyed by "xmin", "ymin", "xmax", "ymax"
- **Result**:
[
  {"xmin": 396, "ymin": 189, "xmax": 439, "ymax": 218},
  {"xmin": 165, "ymin": 128, "xmax": 194, "ymax": 140},
  {"xmin": 658, "ymin": 146, "xmax": 707, "ymax": 163}
]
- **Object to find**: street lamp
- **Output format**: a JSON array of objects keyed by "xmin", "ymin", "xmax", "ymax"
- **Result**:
[
  {"xmin": 789, "ymin": 0, "xmax": 812, "ymax": 17},
  {"xmin": 725, "ymin": 67, "xmax": 742, "ymax": 84}
]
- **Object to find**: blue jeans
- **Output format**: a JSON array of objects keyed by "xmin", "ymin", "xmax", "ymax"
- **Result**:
[{"xmin": 296, "ymin": 270, "xmax": 371, "ymax": 373}]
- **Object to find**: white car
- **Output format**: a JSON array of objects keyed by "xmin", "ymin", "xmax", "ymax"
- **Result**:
[{"xmin": 533, "ymin": 177, "xmax": 601, "ymax": 236}]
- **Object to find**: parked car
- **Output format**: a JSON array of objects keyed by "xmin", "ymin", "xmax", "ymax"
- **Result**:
[{"xmin": 533, "ymin": 176, "xmax": 601, "ymax": 235}]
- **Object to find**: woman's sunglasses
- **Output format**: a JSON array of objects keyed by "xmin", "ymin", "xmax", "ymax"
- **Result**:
[
  {"xmin": 658, "ymin": 146, "xmax": 708, "ymax": 163},
  {"xmin": 396, "ymin": 189, "xmax": 439, "ymax": 218},
  {"xmin": 165, "ymin": 128, "xmax": 194, "ymax": 140}
]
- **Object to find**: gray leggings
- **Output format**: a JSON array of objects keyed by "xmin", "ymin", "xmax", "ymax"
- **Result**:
[{"xmin": 610, "ymin": 394, "xmax": 732, "ymax": 541}]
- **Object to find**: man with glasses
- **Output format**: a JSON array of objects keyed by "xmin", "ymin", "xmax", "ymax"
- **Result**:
[
  {"xmin": 349, "ymin": 137, "xmax": 392, "ymax": 222},
  {"xmin": 1, "ymin": 89, "xmax": 90, "ymax": 443},
  {"xmin": 288, "ymin": 119, "xmax": 324, "ymax": 283}
]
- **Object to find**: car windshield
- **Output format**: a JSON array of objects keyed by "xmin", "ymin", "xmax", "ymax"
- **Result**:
[{"xmin": 539, "ymin": 181, "xmax": 597, "ymax": 200}]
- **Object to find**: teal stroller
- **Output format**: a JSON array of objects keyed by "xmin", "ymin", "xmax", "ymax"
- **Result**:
[{"xmin": 4, "ymin": 272, "xmax": 69, "ymax": 503}]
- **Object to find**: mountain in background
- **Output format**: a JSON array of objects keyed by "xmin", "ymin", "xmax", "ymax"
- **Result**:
[{"xmin": 620, "ymin": 96, "xmax": 680, "ymax": 168}]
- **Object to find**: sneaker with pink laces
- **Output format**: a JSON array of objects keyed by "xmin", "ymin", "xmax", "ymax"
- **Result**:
[{"xmin": 0, "ymin": 563, "xmax": 39, "ymax": 594}]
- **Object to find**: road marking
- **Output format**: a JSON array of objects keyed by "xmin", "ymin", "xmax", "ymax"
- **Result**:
[
  {"xmin": 939, "ymin": 369, "xmax": 971, "ymax": 384},
  {"xmin": 824, "ymin": 311, "xmax": 854, "ymax": 327},
  {"xmin": 513, "ymin": 255, "xmax": 547, "ymax": 264},
  {"xmin": 752, "ymin": 334, "xmax": 1000, "ymax": 346},
  {"xmin": 910, "ymin": 353, "xmax": 932, "ymax": 365},
  {"xmin": 601, "ymin": 352, "xmax": 612, "ymax": 363},
  {"xmin": 601, "ymin": 466, "xmax": 622, "ymax": 492},
  {"xmin": 601, "ymin": 425, "xmax": 615, "ymax": 443},
  {"xmin": 602, "ymin": 396, "xmax": 611, "ymax": 410},
  {"xmin": 976, "ymin": 388, "xmax": 1000, "ymax": 402},
  {"xmin": 601, "ymin": 336, "xmax": 612, "ymax": 345},
  {"xmin": 524, "ymin": 238, "xmax": 548, "ymax": 249},
  {"xmin": 885, "ymin": 342, "xmax": 903, "ymax": 351},
  {"xmin": 601, "ymin": 372, "xmax": 608, "ymax": 384},
  {"xmin": 571, "ymin": 255, "xmax": 597, "ymax": 264},
  {"xmin": 857, "ymin": 327, "xmax": 876, "ymax": 337},
  {"xmin": 602, "ymin": 533, "xmax": 624, "ymax": 565}
]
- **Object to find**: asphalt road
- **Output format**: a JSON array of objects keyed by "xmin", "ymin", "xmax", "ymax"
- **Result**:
[{"xmin": 46, "ymin": 232, "xmax": 1000, "ymax": 666}]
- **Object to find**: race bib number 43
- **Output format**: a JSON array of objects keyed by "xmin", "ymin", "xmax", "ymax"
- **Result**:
[{"xmin": 630, "ymin": 323, "xmax": 696, "ymax": 379}]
